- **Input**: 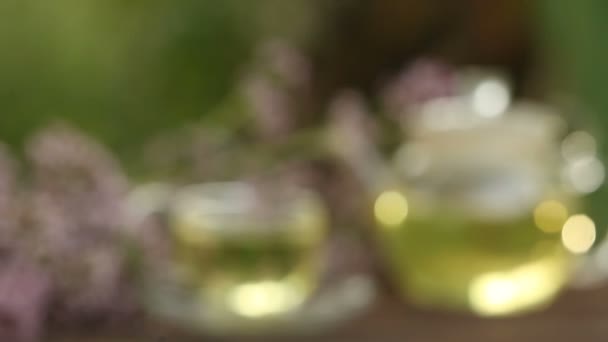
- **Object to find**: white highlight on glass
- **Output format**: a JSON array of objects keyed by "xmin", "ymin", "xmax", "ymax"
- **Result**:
[
  {"xmin": 228, "ymin": 280, "xmax": 304, "ymax": 318},
  {"xmin": 472, "ymin": 79, "xmax": 510, "ymax": 118}
]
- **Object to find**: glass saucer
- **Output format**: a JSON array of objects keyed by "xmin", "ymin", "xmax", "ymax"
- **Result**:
[{"xmin": 142, "ymin": 241, "xmax": 376, "ymax": 336}]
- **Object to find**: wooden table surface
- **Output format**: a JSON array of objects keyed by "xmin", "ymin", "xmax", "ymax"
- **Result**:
[{"xmin": 51, "ymin": 284, "xmax": 608, "ymax": 342}]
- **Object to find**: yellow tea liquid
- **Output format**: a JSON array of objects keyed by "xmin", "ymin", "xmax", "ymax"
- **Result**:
[
  {"xmin": 169, "ymin": 184, "xmax": 326, "ymax": 319},
  {"xmin": 376, "ymin": 190, "xmax": 575, "ymax": 316}
]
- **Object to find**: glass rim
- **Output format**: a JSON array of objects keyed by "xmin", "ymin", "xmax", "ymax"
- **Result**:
[{"xmin": 169, "ymin": 181, "xmax": 327, "ymax": 236}]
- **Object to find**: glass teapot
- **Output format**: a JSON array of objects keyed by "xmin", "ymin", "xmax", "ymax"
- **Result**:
[{"xmin": 373, "ymin": 74, "xmax": 603, "ymax": 316}]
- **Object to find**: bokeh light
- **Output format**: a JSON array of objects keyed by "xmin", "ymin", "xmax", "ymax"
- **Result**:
[
  {"xmin": 471, "ymin": 79, "xmax": 510, "ymax": 118},
  {"xmin": 564, "ymin": 157, "xmax": 605, "ymax": 194},
  {"xmin": 562, "ymin": 131, "xmax": 597, "ymax": 162},
  {"xmin": 374, "ymin": 191, "xmax": 409, "ymax": 227},
  {"xmin": 561, "ymin": 214, "xmax": 596, "ymax": 254},
  {"xmin": 533, "ymin": 200, "xmax": 569, "ymax": 233}
]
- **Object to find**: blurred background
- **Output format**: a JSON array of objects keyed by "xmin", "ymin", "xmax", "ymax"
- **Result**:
[
  {"xmin": 2, "ymin": 0, "xmax": 608, "ymax": 341},
  {"xmin": 0, "ymin": 1, "xmax": 602, "ymax": 153},
  {"xmin": 0, "ymin": 0, "xmax": 570, "ymax": 149}
]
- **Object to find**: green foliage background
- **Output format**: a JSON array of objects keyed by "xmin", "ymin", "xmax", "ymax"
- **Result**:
[
  {"xmin": 0, "ymin": 0, "xmax": 317, "ymax": 156},
  {"xmin": 540, "ymin": 0, "xmax": 608, "ymax": 238}
]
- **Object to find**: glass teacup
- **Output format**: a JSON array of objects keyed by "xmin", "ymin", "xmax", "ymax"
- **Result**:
[{"xmin": 133, "ymin": 181, "xmax": 330, "ymax": 332}]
